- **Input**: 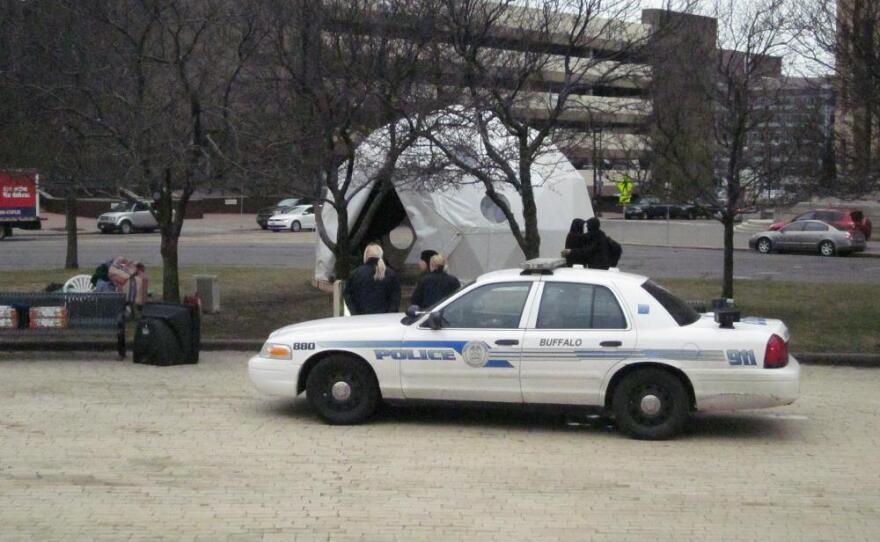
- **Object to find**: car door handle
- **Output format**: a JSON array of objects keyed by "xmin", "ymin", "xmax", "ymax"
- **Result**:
[
  {"xmin": 600, "ymin": 341, "xmax": 622, "ymax": 347},
  {"xmin": 495, "ymin": 339, "xmax": 519, "ymax": 346}
]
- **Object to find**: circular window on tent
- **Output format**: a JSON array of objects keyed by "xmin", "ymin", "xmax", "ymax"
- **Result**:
[
  {"xmin": 388, "ymin": 223, "xmax": 416, "ymax": 251},
  {"xmin": 480, "ymin": 194, "xmax": 508, "ymax": 224}
]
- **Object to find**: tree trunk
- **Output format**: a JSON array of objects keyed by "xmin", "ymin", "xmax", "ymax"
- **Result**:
[
  {"xmin": 519, "ymin": 148, "xmax": 541, "ymax": 259},
  {"xmin": 722, "ymin": 213, "xmax": 735, "ymax": 299},
  {"xmin": 157, "ymin": 170, "xmax": 184, "ymax": 303},
  {"xmin": 161, "ymin": 233, "xmax": 180, "ymax": 303},
  {"xmin": 333, "ymin": 204, "xmax": 352, "ymax": 280},
  {"xmin": 64, "ymin": 190, "xmax": 78, "ymax": 270}
]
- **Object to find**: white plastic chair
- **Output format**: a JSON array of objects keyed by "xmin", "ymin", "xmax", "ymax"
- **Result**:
[{"xmin": 63, "ymin": 274, "xmax": 95, "ymax": 293}]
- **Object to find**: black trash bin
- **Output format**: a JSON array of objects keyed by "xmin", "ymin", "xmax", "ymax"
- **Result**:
[{"xmin": 133, "ymin": 302, "xmax": 200, "ymax": 366}]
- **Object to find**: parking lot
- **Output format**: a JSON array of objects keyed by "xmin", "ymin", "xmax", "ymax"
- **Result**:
[{"xmin": 1, "ymin": 352, "xmax": 878, "ymax": 541}]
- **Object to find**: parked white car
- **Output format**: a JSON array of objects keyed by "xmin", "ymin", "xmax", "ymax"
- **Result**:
[
  {"xmin": 97, "ymin": 201, "xmax": 158, "ymax": 234},
  {"xmin": 267, "ymin": 205, "xmax": 316, "ymax": 232},
  {"xmin": 249, "ymin": 259, "xmax": 799, "ymax": 439}
]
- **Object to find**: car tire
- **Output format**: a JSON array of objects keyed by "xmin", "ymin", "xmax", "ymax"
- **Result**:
[
  {"xmin": 756, "ymin": 237, "xmax": 772, "ymax": 254},
  {"xmin": 819, "ymin": 240, "xmax": 835, "ymax": 257},
  {"xmin": 120, "ymin": 221, "xmax": 133, "ymax": 234},
  {"xmin": 306, "ymin": 355, "xmax": 380, "ymax": 425},
  {"xmin": 290, "ymin": 221, "xmax": 302, "ymax": 233},
  {"xmin": 611, "ymin": 368, "xmax": 689, "ymax": 440}
]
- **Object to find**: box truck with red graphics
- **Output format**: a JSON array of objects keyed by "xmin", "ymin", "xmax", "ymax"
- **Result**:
[{"xmin": 0, "ymin": 170, "xmax": 41, "ymax": 240}]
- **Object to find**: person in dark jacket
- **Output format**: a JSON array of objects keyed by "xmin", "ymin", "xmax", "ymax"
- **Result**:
[
  {"xmin": 343, "ymin": 243, "xmax": 401, "ymax": 315},
  {"xmin": 417, "ymin": 249, "xmax": 438, "ymax": 274},
  {"xmin": 561, "ymin": 217, "xmax": 613, "ymax": 269},
  {"xmin": 564, "ymin": 218, "xmax": 588, "ymax": 267},
  {"xmin": 411, "ymin": 253, "xmax": 461, "ymax": 309}
]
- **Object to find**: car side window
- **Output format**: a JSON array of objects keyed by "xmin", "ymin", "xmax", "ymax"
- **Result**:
[
  {"xmin": 782, "ymin": 222, "xmax": 806, "ymax": 232},
  {"xmin": 804, "ymin": 222, "xmax": 827, "ymax": 232},
  {"xmin": 797, "ymin": 211, "xmax": 815, "ymax": 221},
  {"xmin": 536, "ymin": 283, "xmax": 627, "ymax": 330},
  {"xmin": 439, "ymin": 282, "xmax": 531, "ymax": 329}
]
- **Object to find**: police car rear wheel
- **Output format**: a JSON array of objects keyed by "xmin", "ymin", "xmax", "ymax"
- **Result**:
[
  {"xmin": 306, "ymin": 355, "xmax": 379, "ymax": 425},
  {"xmin": 612, "ymin": 369, "xmax": 689, "ymax": 440}
]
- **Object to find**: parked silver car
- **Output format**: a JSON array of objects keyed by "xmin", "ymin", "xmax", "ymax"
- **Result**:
[
  {"xmin": 97, "ymin": 200, "xmax": 159, "ymax": 234},
  {"xmin": 749, "ymin": 220, "xmax": 866, "ymax": 257}
]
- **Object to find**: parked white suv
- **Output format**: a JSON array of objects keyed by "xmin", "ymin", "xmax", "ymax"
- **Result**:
[{"xmin": 97, "ymin": 201, "xmax": 159, "ymax": 234}]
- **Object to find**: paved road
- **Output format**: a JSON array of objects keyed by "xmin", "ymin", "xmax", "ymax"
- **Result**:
[
  {"xmin": 620, "ymin": 244, "xmax": 880, "ymax": 282},
  {"xmin": 3, "ymin": 227, "xmax": 878, "ymax": 283},
  {"xmin": 1, "ymin": 351, "xmax": 878, "ymax": 541},
  {"xmin": 0, "ymin": 230, "xmax": 317, "ymax": 270}
]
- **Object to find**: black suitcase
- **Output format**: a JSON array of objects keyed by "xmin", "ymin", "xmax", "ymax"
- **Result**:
[{"xmin": 133, "ymin": 303, "xmax": 200, "ymax": 366}]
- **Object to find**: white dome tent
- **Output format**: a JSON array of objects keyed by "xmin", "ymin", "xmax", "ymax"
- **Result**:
[{"xmin": 314, "ymin": 112, "xmax": 594, "ymax": 282}]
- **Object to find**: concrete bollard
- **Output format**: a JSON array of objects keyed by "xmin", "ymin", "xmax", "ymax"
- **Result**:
[{"xmin": 194, "ymin": 275, "xmax": 220, "ymax": 314}]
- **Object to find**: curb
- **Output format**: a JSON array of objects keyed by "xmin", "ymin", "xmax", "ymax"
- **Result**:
[
  {"xmin": 3, "ymin": 340, "xmax": 879, "ymax": 367},
  {"xmin": 792, "ymin": 353, "xmax": 880, "ymax": 368}
]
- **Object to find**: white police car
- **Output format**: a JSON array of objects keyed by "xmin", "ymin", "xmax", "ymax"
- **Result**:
[{"xmin": 248, "ymin": 259, "xmax": 799, "ymax": 439}]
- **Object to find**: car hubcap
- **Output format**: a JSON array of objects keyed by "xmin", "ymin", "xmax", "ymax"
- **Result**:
[
  {"xmin": 330, "ymin": 381, "xmax": 352, "ymax": 402},
  {"xmin": 628, "ymin": 385, "xmax": 670, "ymax": 426},
  {"xmin": 640, "ymin": 395, "xmax": 662, "ymax": 416}
]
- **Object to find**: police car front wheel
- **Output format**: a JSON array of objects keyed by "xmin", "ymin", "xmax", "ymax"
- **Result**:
[
  {"xmin": 306, "ymin": 355, "xmax": 380, "ymax": 425},
  {"xmin": 611, "ymin": 368, "xmax": 689, "ymax": 440}
]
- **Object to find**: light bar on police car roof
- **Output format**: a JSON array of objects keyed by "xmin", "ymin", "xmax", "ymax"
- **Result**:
[{"xmin": 521, "ymin": 258, "xmax": 567, "ymax": 271}]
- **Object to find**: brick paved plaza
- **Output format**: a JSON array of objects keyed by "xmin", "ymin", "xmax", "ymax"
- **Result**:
[{"xmin": 1, "ymin": 351, "xmax": 878, "ymax": 541}]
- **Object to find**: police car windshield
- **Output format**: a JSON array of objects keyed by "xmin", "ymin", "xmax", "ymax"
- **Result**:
[{"xmin": 641, "ymin": 280, "xmax": 700, "ymax": 326}]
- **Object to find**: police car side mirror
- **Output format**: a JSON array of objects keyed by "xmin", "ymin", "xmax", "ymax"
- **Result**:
[
  {"xmin": 427, "ymin": 311, "xmax": 443, "ymax": 330},
  {"xmin": 405, "ymin": 305, "xmax": 421, "ymax": 318}
]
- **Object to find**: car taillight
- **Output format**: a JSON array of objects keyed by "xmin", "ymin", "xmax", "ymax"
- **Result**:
[{"xmin": 764, "ymin": 334, "xmax": 788, "ymax": 369}]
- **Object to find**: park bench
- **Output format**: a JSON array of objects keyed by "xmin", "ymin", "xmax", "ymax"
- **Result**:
[{"xmin": 0, "ymin": 292, "xmax": 127, "ymax": 359}]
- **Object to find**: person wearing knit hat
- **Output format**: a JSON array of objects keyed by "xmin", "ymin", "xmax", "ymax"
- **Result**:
[
  {"xmin": 411, "ymin": 253, "xmax": 461, "ymax": 309},
  {"xmin": 418, "ymin": 249, "xmax": 438, "ymax": 274}
]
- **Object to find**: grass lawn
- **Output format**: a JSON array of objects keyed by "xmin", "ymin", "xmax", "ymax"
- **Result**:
[
  {"xmin": 1, "ymin": 267, "xmax": 877, "ymax": 353},
  {"xmin": 658, "ymin": 279, "xmax": 879, "ymax": 354}
]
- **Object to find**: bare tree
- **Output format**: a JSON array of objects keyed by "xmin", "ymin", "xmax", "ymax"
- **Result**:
[
  {"xmin": 647, "ymin": 0, "xmax": 792, "ymax": 298},
  {"xmin": 418, "ymin": 0, "xmax": 689, "ymax": 259},
  {"xmin": 0, "ymin": 1, "xmax": 99, "ymax": 268},
  {"xmin": 2, "ymin": 0, "xmax": 262, "ymax": 297},
  {"xmin": 258, "ymin": 0, "xmax": 443, "ymax": 280},
  {"xmin": 791, "ymin": 0, "xmax": 880, "ymax": 192}
]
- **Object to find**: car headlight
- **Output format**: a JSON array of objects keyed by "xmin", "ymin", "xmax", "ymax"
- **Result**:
[{"xmin": 260, "ymin": 343, "xmax": 292, "ymax": 360}]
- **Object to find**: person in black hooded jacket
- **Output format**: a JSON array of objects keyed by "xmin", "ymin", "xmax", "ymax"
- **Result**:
[
  {"xmin": 564, "ymin": 218, "xmax": 588, "ymax": 267},
  {"xmin": 411, "ymin": 253, "xmax": 461, "ymax": 309},
  {"xmin": 561, "ymin": 217, "xmax": 613, "ymax": 269},
  {"xmin": 343, "ymin": 244, "xmax": 401, "ymax": 315}
]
